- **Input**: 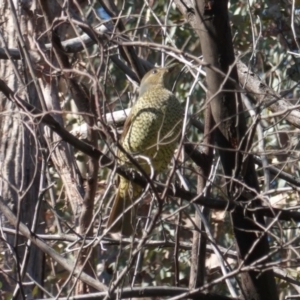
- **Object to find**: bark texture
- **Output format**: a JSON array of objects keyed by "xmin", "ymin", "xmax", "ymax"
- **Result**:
[{"xmin": 0, "ymin": 1, "xmax": 44, "ymax": 298}]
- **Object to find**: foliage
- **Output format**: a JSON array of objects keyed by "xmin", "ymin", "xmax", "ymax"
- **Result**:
[{"xmin": 0, "ymin": 0, "xmax": 300, "ymax": 299}]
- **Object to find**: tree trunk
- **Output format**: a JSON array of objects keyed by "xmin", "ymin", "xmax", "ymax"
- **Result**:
[
  {"xmin": 0, "ymin": 1, "xmax": 44, "ymax": 298},
  {"xmin": 174, "ymin": 0, "xmax": 279, "ymax": 299}
]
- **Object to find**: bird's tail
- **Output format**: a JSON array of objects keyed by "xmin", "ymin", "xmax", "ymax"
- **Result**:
[{"xmin": 107, "ymin": 177, "xmax": 142, "ymax": 236}]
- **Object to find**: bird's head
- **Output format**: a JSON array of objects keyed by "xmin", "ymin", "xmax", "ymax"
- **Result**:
[{"xmin": 139, "ymin": 66, "xmax": 173, "ymax": 97}]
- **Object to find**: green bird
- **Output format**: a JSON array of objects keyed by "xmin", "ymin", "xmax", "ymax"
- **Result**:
[{"xmin": 107, "ymin": 66, "xmax": 183, "ymax": 236}]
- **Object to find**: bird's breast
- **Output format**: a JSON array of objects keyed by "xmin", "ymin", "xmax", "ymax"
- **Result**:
[{"xmin": 119, "ymin": 88, "xmax": 182, "ymax": 173}]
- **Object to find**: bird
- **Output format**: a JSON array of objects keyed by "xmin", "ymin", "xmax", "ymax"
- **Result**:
[{"xmin": 106, "ymin": 66, "xmax": 183, "ymax": 236}]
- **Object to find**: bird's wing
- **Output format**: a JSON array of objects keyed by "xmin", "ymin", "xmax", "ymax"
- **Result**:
[
  {"xmin": 121, "ymin": 107, "xmax": 134, "ymax": 143},
  {"xmin": 123, "ymin": 106, "xmax": 164, "ymax": 154}
]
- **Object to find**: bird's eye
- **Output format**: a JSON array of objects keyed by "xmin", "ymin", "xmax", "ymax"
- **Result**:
[{"xmin": 152, "ymin": 69, "xmax": 158, "ymax": 74}]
